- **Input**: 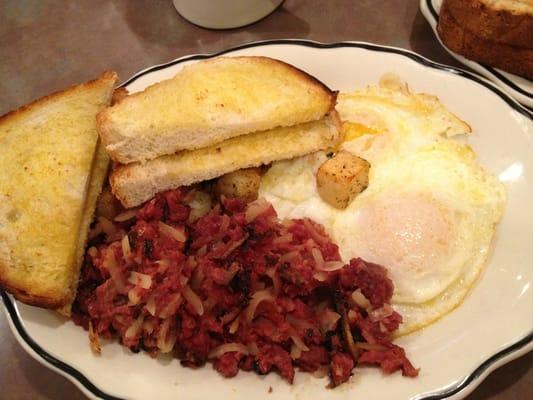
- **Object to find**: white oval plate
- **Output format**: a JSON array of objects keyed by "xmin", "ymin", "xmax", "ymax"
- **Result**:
[
  {"xmin": 2, "ymin": 40, "xmax": 532, "ymax": 400},
  {"xmin": 419, "ymin": 0, "xmax": 533, "ymax": 109}
]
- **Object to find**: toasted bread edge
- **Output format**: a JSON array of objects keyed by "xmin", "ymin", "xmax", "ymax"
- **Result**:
[{"xmin": 57, "ymin": 140, "xmax": 110, "ymax": 316}]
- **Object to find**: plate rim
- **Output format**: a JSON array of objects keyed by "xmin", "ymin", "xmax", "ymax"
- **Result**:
[
  {"xmin": 420, "ymin": 0, "xmax": 533, "ymax": 109},
  {"xmin": 2, "ymin": 38, "xmax": 532, "ymax": 400}
]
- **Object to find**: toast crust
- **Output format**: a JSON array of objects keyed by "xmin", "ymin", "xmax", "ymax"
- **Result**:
[
  {"xmin": 57, "ymin": 139, "xmax": 110, "ymax": 316},
  {"xmin": 98, "ymin": 57, "xmax": 337, "ymax": 164},
  {"xmin": 438, "ymin": 1, "xmax": 533, "ymax": 79},
  {"xmin": 0, "ymin": 281, "xmax": 66, "ymax": 308},
  {"xmin": 0, "ymin": 71, "xmax": 117, "ymax": 309}
]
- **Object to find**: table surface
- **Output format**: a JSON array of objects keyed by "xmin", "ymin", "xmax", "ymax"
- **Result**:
[{"xmin": 0, "ymin": 1, "xmax": 531, "ymax": 399}]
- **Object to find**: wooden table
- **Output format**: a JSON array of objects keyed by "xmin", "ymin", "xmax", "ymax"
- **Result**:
[{"xmin": 0, "ymin": 1, "xmax": 531, "ymax": 399}]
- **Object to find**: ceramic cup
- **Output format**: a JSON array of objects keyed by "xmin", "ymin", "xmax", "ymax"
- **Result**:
[{"xmin": 172, "ymin": 0, "xmax": 283, "ymax": 29}]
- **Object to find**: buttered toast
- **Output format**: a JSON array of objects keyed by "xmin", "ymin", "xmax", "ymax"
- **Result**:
[
  {"xmin": 110, "ymin": 113, "xmax": 342, "ymax": 208},
  {"xmin": 97, "ymin": 56, "xmax": 337, "ymax": 164},
  {"xmin": 0, "ymin": 72, "xmax": 117, "ymax": 308}
]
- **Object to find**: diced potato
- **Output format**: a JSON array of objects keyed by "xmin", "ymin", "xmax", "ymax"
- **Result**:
[
  {"xmin": 214, "ymin": 168, "xmax": 262, "ymax": 203},
  {"xmin": 316, "ymin": 151, "xmax": 370, "ymax": 209},
  {"xmin": 96, "ymin": 186, "xmax": 123, "ymax": 220}
]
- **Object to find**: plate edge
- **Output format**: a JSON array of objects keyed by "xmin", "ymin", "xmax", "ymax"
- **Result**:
[
  {"xmin": 1, "ymin": 291, "xmax": 121, "ymax": 400},
  {"xmin": 3, "ymin": 289, "xmax": 531, "ymax": 400}
]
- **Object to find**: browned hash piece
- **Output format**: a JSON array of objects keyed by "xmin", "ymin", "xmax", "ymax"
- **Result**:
[{"xmin": 72, "ymin": 188, "xmax": 418, "ymax": 386}]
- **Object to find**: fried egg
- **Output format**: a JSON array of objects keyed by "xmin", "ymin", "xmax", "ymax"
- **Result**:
[{"xmin": 259, "ymin": 75, "xmax": 505, "ymax": 335}]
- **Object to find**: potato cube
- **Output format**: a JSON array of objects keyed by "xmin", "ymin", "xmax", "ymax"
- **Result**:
[
  {"xmin": 96, "ymin": 186, "xmax": 123, "ymax": 219},
  {"xmin": 316, "ymin": 151, "xmax": 370, "ymax": 209},
  {"xmin": 214, "ymin": 168, "xmax": 262, "ymax": 203}
]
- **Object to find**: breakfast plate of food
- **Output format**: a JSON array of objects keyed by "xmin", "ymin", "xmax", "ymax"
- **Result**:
[
  {"xmin": 1, "ymin": 39, "xmax": 531, "ymax": 400},
  {"xmin": 420, "ymin": 0, "xmax": 533, "ymax": 109}
]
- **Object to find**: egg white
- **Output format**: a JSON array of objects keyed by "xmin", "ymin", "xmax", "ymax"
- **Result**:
[{"xmin": 259, "ymin": 77, "xmax": 505, "ymax": 335}]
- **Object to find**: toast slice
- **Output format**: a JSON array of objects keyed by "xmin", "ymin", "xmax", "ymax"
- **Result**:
[
  {"xmin": 98, "ymin": 56, "xmax": 337, "ymax": 164},
  {"xmin": 0, "ymin": 72, "xmax": 117, "ymax": 308},
  {"xmin": 442, "ymin": 0, "xmax": 532, "ymax": 49},
  {"xmin": 438, "ymin": 0, "xmax": 533, "ymax": 79},
  {"xmin": 110, "ymin": 112, "xmax": 342, "ymax": 208}
]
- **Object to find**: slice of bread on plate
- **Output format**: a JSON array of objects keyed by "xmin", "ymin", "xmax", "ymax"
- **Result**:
[
  {"xmin": 97, "ymin": 56, "xmax": 337, "ymax": 164},
  {"xmin": 0, "ymin": 71, "xmax": 117, "ymax": 309},
  {"xmin": 437, "ymin": 0, "xmax": 533, "ymax": 79},
  {"xmin": 110, "ymin": 112, "xmax": 342, "ymax": 208},
  {"xmin": 442, "ymin": 0, "xmax": 532, "ymax": 48}
]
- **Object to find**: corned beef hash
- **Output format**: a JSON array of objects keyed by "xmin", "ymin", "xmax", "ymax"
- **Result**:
[{"xmin": 72, "ymin": 188, "xmax": 418, "ymax": 387}]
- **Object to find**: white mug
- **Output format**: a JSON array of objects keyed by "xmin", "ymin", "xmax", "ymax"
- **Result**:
[{"xmin": 173, "ymin": 0, "xmax": 284, "ymax": 29}]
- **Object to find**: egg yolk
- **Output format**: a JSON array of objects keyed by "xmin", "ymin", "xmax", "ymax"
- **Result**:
[{"xmin": 342, "ymin": 122, "xmax": 381, "ymax": 141}]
